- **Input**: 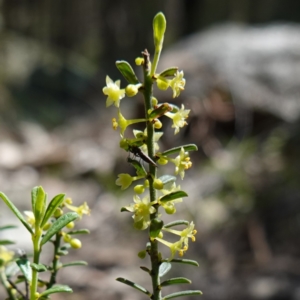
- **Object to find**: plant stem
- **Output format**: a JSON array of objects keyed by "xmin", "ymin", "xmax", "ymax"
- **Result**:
[
  {"xmin": 30, "ymin": 230, "xmax": 42, "ymax": 300},
  {"xmin": 0, "ymin": 269, "xmax": 18, "ymax": 300},
  {"xmin": 47, "ymin": 232, "xmax": 61, "ymax": 288},
  {"xmin": 143, "ymin": 49, "xmax": 161, "ymax": 300}
]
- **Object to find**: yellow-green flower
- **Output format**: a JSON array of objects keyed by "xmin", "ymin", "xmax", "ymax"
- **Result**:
[
  {"xmin": 116, "ymin": 173, "xmax": 134, "ymax": 190},
  {"xmin": 163, "ymin": 221, "xmax": 197, "ymax": 249},
  {"xmin": 124, "ymin": 195, "xmax": 156, "ymax": 230},
  {"xmin": 65, "ymin": 201, "xmax": 91, "ymax": 219},
  {"xmin": 103, "ymin": 75, "xmax": 125, "ymax": 108},
  {"xmin": 125, "ymin": 83, "xmax": 142, "ymax": 97},
  {"xmin": 155, "ymin": 238, "xmax": 187, "ymax": 261},
  {"xmin": 115, "ymin": 109, "xmax": 147, "ymax": 136},
  {"xmin": 0, "ymin": 246, "xmax": 14, "ymax": 266},
  {"xmin": 170, "ymin": 70, "xmax": 185, "ymax": 98},
  {"xmin": 171, "ymin": 147, "xmax": 192, "ymax": 179},
  {"xmin": 165, "ymin": 104, "xmax": 190, "ymax": 134},
  {"xmin": 24, "ymin": 210, "xmax": 35, "ymax": 227}
]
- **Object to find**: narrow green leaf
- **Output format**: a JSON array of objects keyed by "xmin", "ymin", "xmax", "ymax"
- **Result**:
[
  {"xmin": 16, "ymin": 257, "xmax": 32, "ymax": 283},
  {"xmin": 39, "ymin": 285, "xmax": 72, "ymax": 297},
  {"xmin": 32, "ymin": 186, "xmax": 47, "ymax": 227},
  {"xmin": 160, "ymin": 191, "xmax": 188, "ymax": 203},
  {"xmin": 121, "ymin": 207, "xmax": 131, "ymax": 212},
  {"xmin": 41, "ymin": 212, "xmax": 79, "ymax": 245},
  {"xmin": 159, "ymin": 262, "xmax": 171, "ymax": 277},
  {"xmin": 163, "ymin": 290, "xmax": 202, "ymax": 299},
  {"xmin": 116, "ymin": 60, "xmax": 139, "ymax": 84},
  {"xmin": 164, "ymin": 220, "xmax": 189, "ymax": 228},
  {"xmin": 140, "ymin": 266, "xmax": 150, "ymax": 273},
  {"xmin": 168, "ymin": 258, "xmax": 199, "ymax": 267},
  {"xmin": 0, "ymin": 240, "xmax": 15, "ymax": 245},
  {"xmin": 41, "ymin": 193, "xmax": 65, "ymax": 228},
  {"xmin": 31, "ymin": 263, "xmax": 47, "ymax": 272},
  {"xmin": 159, "ymin": 67, "xmax": 178, "ymax": 78},
  {"xmin": 150, "ymin": 219, "xmax": 164, "ymax": 238},
  {"xmin": 116, "ymin": 277, "xmax": 151, "ymax": 296},
  {"xmin": 127, "ymin": 157, "xmax": 147, "ymax": 177},
  {"xmin": 0, "ymin": 225, "xmax": 17, "ymax": 231},
  {"xmin": 153, "ymin": 12, "xmax": 166, "ymax": 50},
  {"xmin": 57, "ymin": 249, "xmax": 69, "ymax": 256},
  {"xmin": 0, "ymin": 192, "xmax": 33, "ymax": 234},
  {"xmin": 61, "ymin": 261, "xmax": 88, "ymax": 268},
  {"xmin": 148, "ymin": 103, "xmax": 172, "ymax": 120},
  {"xmin": 161, "ymin": 144, "xmax": 198, "ymax": 156},
  {"xmin": 161, "ymin": 277, "xmax": 191, "ymax": 287},
  {"xmin": 68, "ymin": 229, "xmax": 90, "ymax": 235}
]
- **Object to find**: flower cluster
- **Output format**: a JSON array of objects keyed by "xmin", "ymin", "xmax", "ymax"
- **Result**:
[{"xmin": 103, "ymin": 47, "xmax": 197, "ymax": 262}]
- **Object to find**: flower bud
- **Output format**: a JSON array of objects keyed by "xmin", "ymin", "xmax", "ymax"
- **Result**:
[
  {"xmin": 134, "ymin": 185, "xmax": 145, "ymax": 194},
  {"xmin": 66, "ymin": 221, "xmax": 75, "ymax": 229},
  {"xmin": 157, "ymin": 157, "xmax": 168, "ymax": 165},
  {"xmin": 135, "ymin": 57, "xmax": 144, "ymax": 65},
  {"xmin": 154, "ymin": 119, "xmax": 162, "ymax": 129},
  {"xmin": 70, "ymin": 238, "xmax": 82, "ymax": 249},
  {"xmin": 54, "ymin": 208, "xmax": 63, "ymax": 218},
  {"xmin": 153, "ymin": 179, "xmax": 163, "ymax": 190},
  {"xmin": 125, "ymin": 84, "xmax": 139, "ymax": 97}
]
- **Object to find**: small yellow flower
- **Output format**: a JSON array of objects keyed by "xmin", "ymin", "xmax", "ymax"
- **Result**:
[
  {"xmin": 0, "ymin": 246, "xmax": 14, "ymax": 265},
  {"xmin": 163, "ymin": 221, "xmax": 197, "ymax": 249},
  {"xmin": 24, "ymin": 210, "xmax": 35, "ymax": 227},
  {"xmin": 116, "ymin": 173, "xmax": 133, "ymax": 190},
  {"xmin": 103, "ymin": 75, "xmax": 125, "ymax": 108},
  {"xmin": 125, "ymin": 83, "xmax": 142, "ymax": 97},
  {"xmin": 116, "ymin": 109, "xmax": 146, "ymax": 136},
  {"xmin": 166, "ymin": 104, "xmax": 190, "ymax": 135},
  {"xmin": 172, "ymin": 147, "xmax": 192, "ymax": 179},
  {"xmin": 170, "ymin": 70, "xmax": 186, "ymax": 98},
  {"xmin": 124, "ymin": 195, "xmax": 156, "ymax": 230},
  {"xmin": 65, "ymin": 201, "xmax": 91, "ymax": 219},
  {"xmin": 155, "ymin": 238, "xmax": 186, "ymax": 261}
]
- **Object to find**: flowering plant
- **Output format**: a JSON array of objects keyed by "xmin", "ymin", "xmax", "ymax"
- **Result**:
[
  {"xmin": 0, "ymin": 186, "xmax": 90, "ymax": 300},
  {"xmin": 104, "ymin": 12, "xmax": 201, "ymax": 300}
]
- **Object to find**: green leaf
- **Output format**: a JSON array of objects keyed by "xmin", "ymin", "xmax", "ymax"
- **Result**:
[
  {"xmin": 150, "ymin": 218, "xmax": 164, "ymax": 238},
  {"xmin": 116, "ymin": 60, "xmax": 139, "ymax": 84},
  {"xmin": 168, "ymin": 258, "xmax": 199, "ymax": 267},
  {"xmin": 41, "ymin": 212, "xmax": 79, "ymax": 245},
  {"xmin": 148, "ymin": 103, "xmax": 172, "ymax": 120},
  {"xmin": 164, "ymin": 220, "xmax": 189, "ymax": 228},
  {"xmin": 31, "ymin": 263, "xmax": 47, "ymax": 272},
  {"xmin": 39, "ymin": 285, "xmax": 72, "ymax": 297},
  {"xmin": 163, "ymin": 290, "xmax": 203, "ymax": 299},
  {"xmin": 0, "ymin": 225, "xmax": 17, "ymax": 231},
  {"xmin": 159, "ymin": 262, "xmax": 171, "ymax": 277},
  {"xmin": 116, "ymin": 277, "xmax": 151, "ymax": 296},
  {"xmin": 153, "ymin": 12, "xmax": 166, "ymax": 50},
  {"xmin": 140, "ymin": 266, "xmax": 150, "ymax": 273},
  {"xmin": 161, "ymin": 144, "xmax": 198, "ymax": 156},
  {"xmin": 41, "ymin": 193, "xmax": 65, "ymax": 228},
  {"xmin": 161, "ymin": 277, "xmax": 191, "ymax": 287},
  {"xmin": 160, "ymin": 191, "xmax": 188, "ymax": 203},
  {"xmin": 16, "ymin": 256, "xmax": 32, "ymax": 283},
  {"xmin": 0, "ymin": 240, "xmax": 15, "ymax": 245},
  {"xmin": 32, "ymin": 186, "xmax": 47, "ymax": 227},
  {"xmin": 159, "ymin": 67, "xmax": 178, "ymax": 77},
  {"xmin": 0, "ymin": 192, "xmax": 33, "ymax": 234},
  {"xmin": 68, "ymin": 229, "xmax": 90, "ymax": 235},
  {"xmin": 127, "ymin": 157, "xmax": 147, "ymax": 177},
  {"xmin": 61, "ymin": 261, "xmax": 88, "ymax": 268},
  {"xmin": 121, "ymin": 207, "xmax": 131, "ymax": 212}
]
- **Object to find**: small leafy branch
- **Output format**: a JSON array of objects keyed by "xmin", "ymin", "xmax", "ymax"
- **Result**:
[
  {"xmin": 103, "ymin": 12, "xmax": 202, "ymax": 300},
  {"xmin": 0, "ymin": 186, "xmax": 90, "ymax": 300}
]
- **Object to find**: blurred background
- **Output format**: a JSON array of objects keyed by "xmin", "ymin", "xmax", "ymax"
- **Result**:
[{"xmin": 1, "ymin": 0, "xmax": 300, "ymax": 299}]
